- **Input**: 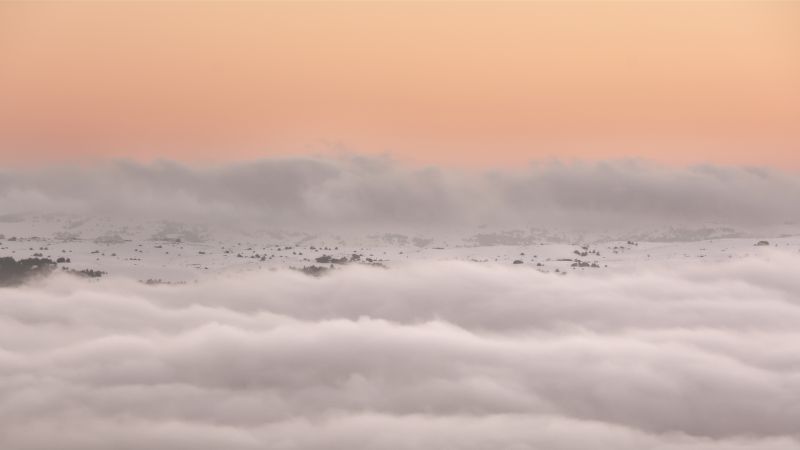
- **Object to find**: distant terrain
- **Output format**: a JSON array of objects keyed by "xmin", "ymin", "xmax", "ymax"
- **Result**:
[{"xmin": 2, "ymin": 214, "xmax": 798, "ymax": 284}]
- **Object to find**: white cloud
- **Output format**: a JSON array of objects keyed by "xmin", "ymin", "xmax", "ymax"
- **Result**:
[
  {"xmin": 1, "ymin": 157, "xmax": 799, "ymax": 230},
  {"xmin": 2, "ymin": 254, "xmax": 800, "ymax": 449}
]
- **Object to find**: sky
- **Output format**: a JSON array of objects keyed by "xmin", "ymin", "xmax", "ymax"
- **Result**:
[
  {"xmin": 1, "ymin": 1, "xmax": 799, "ymax": 168},
  {"xmin": 4, "ymin": 5, "xmax": 800, "ymax": 448}
]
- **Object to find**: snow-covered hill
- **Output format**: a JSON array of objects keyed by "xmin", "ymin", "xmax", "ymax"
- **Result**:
[{"xmin": 2, "ymin": 214, "xmax": 799, "ymax": 282}]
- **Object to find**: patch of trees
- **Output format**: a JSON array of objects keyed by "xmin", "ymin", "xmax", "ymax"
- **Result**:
[
  {"xmin": 294, "ymin": 257, "xmax": 388, "ymax": 277},
  {"xmin": 574, "ymin": 248, "xmax": 600, "ymax": 257},
  {"xmin": 0, "ymin": 257, "xmax": 57, "ymax": 286},
  {"xmin": 293, "ymin": 265, "xmax": 330, "ymax": 277},
  {"xmin": 61, "ymin": 267, "xmax": 106, "ymax": 278},
  {"xmin": 315, "ymin": 255, "xmax": 350, "ymax": 265},
  {"xmin": 571, "ymin": 260, "xmax": 600, "ymax": 268}
]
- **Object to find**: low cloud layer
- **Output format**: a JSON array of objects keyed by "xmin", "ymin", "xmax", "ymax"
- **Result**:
[
  {"xmin": 1, "ymin": 156, "xmax": 799, "ymax": 230},
  {"xmin": 2, "ymin": 254, "xmax": 800, "ymax": 449}
]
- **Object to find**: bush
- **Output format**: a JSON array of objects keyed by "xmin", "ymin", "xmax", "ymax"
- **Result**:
[{"xmin": 0, "ymin": 257, "xmax": 57, "ymax": 286}]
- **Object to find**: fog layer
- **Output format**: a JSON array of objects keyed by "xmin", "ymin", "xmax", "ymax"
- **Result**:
[
  {"xmin": 1, "ymin": 157, "xmax": 799, "ymax": 230},
  {"xmin": 2, "ymin": 255, "xmax": 800, "ymax": 449}
]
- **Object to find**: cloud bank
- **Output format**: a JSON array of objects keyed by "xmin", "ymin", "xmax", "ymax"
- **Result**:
[
  {"xmin": 1, "ymin": 156, "xmax": 799, "ymax": 230},
  {"xmin": 2, "ymin": 255, "xmax": 800, "ymax": 449}
]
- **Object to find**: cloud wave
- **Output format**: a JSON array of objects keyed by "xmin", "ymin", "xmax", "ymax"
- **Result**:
[
  {"xmin": 1, "ymin": 157, "xmax": 799, "ymax": 230},
  {"xmin": 2, "ymin": 254, "xmax": 800, "ymax": 449}
]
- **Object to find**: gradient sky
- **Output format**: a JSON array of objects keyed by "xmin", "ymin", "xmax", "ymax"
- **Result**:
[{"xmin": 1, "ymin": 1, "xmax": 798, "ymax": 168}]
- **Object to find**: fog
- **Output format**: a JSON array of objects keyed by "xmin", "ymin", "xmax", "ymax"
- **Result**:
[
  {"xmin": 1, "ymin": 157, "xmax": 799, "ymax": 231},
  {"xmin": 2, "ymin": 254, "xmax": 800, "ymax": 449}
]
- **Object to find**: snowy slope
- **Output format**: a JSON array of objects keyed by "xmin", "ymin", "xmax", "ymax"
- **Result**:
[{"xmin": 2, "ymin": 213, "xmax": 799, "ymax": 282}]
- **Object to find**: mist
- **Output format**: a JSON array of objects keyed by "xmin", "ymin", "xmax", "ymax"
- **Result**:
[
  {"xmin": 1, "ymin": 157, "xmax": 798, "ymax": 232},
  {"xmin": 2, "ymin": 255, "xmax": 800, "ymax": 449}
]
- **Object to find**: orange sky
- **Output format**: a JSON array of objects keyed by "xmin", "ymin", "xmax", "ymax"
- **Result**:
[{"xmin": 1, "ymin": 1, "xmax": 798, "ymax": 168}]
